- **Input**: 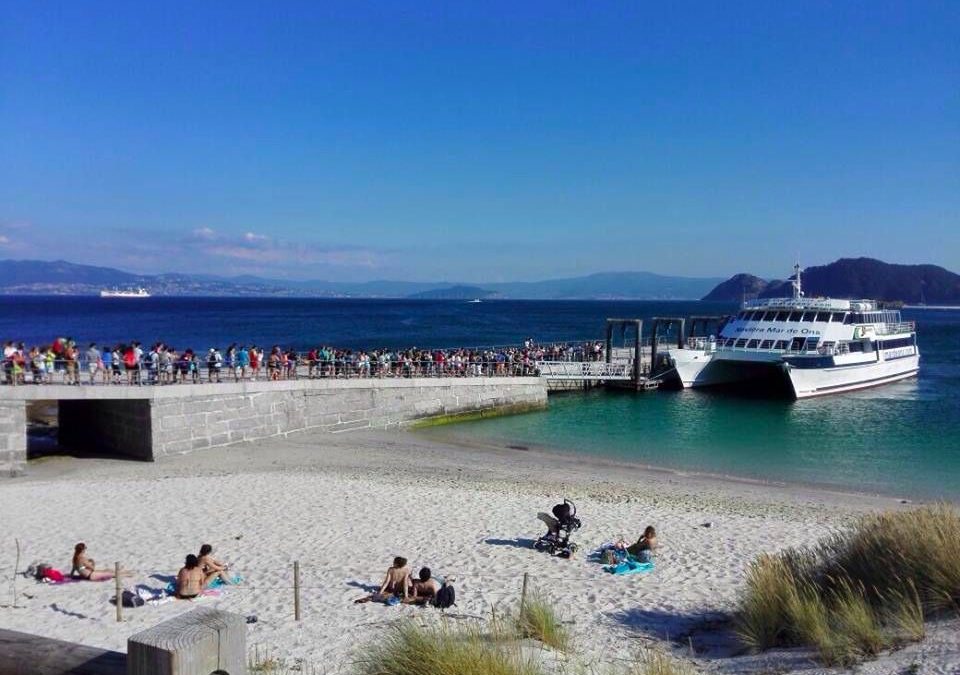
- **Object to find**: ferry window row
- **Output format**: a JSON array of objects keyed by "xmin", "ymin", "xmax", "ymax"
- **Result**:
[
  {"xmin": 724, "ymin": 337, "xmax": 809, "ymax": 351},
  {"xmin": 736, "ymin": 310, "xmax": 846, "ymax": 323},
  {"xmin": 877, "ymin": 337, "xmax": 915, "ymax": 350},
  {"xmin": 736, "ymin": 309, "xmax": 902, "ymax": 324}
]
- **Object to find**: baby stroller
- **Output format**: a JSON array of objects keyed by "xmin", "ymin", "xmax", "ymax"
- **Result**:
[{"xmin": 534, "ymin": 499, "xmax": 581, "ymax": 558}]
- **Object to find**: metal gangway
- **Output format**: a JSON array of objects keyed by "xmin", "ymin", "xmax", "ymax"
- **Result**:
[{"xmin": 536, "ymin": 360, "xmax": 632, "ymax": 381}]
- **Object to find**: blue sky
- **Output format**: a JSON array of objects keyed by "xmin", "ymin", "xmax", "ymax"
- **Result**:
[{"xmin": 1, "ymin": 1, "xmax": 957, "ymax": 282}]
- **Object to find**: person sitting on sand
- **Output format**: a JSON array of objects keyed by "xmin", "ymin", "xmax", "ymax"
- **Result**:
[
  {"xmin": 176, "ymin": 554, "xmax": 206, "ymax": 600},
  {"xmin": 198, "ymin": 544, "xmax": 233, "ymax": 587},
  {"xmin": 626, "ymin": 526, "xmax": 658, "ymax": 563},
  {"xmin": 70, "ymin": 543, "xmax": 118, "ymax": 581},
  {"xmin": 354, "ymin": 556, "xmax": 411, "ymax": 603},
  {"xmin": 406, "ymin": 567, "xmax": 441, "ymax": 605}
]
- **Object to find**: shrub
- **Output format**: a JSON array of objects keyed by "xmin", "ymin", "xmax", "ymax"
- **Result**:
[
  {"xmin": 515, "ymin": 595, "xmax": 570, "ymax": 652},
  {"xmin": 353, "ymin": 621, "xmax": 543, "ymax": 675},
  {"xmin": 735, "ymin": 505, "xmax": 960, "ymax": 664},
  {"xmin": 625, "ymin": 647, "xmax": 699, "ymax": 675}
]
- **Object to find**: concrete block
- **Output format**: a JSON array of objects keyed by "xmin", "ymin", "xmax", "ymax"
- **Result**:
[{"xmin": 127, "ymin": 607, "xmax": 246, "ymax": 675}]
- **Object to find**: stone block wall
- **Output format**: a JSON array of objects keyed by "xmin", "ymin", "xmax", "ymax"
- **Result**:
[
  {"xmin": 0, "ymin": 401, "xmax": 26, "ymax": 477},
  {"xmin": 150, "ymin": 378, "xmax": 547, "ymax": 458}
]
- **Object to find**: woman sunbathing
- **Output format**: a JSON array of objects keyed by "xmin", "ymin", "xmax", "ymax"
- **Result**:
[
  {"xmin": 627, "ymin": 526, "xmax": 658, "ymax": 562},
  {"xmin": 354, "ymin": 556, "xmax": 411, "ymax": 603},
  {"xmin": 70, "ymin": 543, "xmax": 118, "ymax": 581},
  {"xmin": 176, "ymin": 554, "xmax": 206, "ymax": 599},
  {"xmin": 198, "ymin": 544, "xmax": 234, "ymax": 587}
]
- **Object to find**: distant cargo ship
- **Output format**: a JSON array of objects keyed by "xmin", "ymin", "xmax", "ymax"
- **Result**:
[{"xmin": 100, "ymin": 288, "xmax": 151, "ymax": 298}]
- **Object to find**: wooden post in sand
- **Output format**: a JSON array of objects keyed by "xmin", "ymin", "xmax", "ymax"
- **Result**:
[
  {"xmin": 115, "ymin": 562, "xmax": 124, "ymax": 622},
  {"xmin": 293, "ymin": 561, "xmax": 301, "ymax": 621},
  {"xmin": 520, "ymin": 572, "xmax": 529, "ymax": 615}
]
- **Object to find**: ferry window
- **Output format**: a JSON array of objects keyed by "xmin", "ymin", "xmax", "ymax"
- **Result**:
[
  {"xmin": 760, "ymin": 340, "xmax": 773, "ymax": 349},
  {"xmin": 805, "ymin": 337, "xmax": 820, "ymax": 351},
  {"xmin": 725, "ymin": 338, "xmax": 736, "ymax": 347},
  {"xmin": 788, "ymin": 311, "xmax": 802, "ymax": 322},
  {"xmin": 747, "ymin": 339, "xmax": 759, "ymax": 348},
  {"xmin": 735, "ymin": 339, "xmax": 748, "ymax": 348},
  {"xmin": 848, "ymin": 341, "xmax": 864, "ymax": 352},
  {"xmin": 774, "ymin": 340, "xmax": 788, "ymax": 350},
  {"xmin": 843, "ymin": 313, "xmax": 857, "ymax": 324},
  {"xmin": 790, "ymin": 337, "xmax": 806, "ymax": 351},
  {"xmin": 774, "ymin": 311, "xmax": 788, "ymax": 321},
  {"xmin": 800, "ymin": 312, "xmax": 815, "ymax": 322},
  {"xmin": 747, "ymin": 311, "xmax": 759, "ymax": 321},
  {"xmin": 738, "ymin": 311, "xmax": 748, "ymax": 320},
  {"xmin": 813, "ymin": 312, "xmax": 826, "ymax": 322},
  {"xmin": 757, "ymin": 311, "xmax": 770, "ymax": 321}
]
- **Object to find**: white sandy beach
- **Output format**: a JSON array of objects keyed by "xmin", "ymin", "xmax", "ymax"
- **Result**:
[{"xmin": 1, "ymin": 429, "xmax": 957, "ymax": 674}]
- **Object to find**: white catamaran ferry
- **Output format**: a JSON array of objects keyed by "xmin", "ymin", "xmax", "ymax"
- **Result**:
[
  {"xmin": 667, "ymin": 264, "xmax": 920, "ymax": 399},
  {"xmin": 100, "ymin": 287, "xmax": 151, "ymax": 298}
]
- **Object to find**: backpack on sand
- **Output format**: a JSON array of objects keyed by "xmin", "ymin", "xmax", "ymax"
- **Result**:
[{"xmin": 432, "ymin": 582, "xmax": 455, "ymax": 609}]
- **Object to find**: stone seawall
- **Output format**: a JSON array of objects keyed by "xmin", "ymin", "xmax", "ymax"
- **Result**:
[
  {"xmin": 148, "ymin": 378, "xmax": 547, "ymax": 458},
  {"xmin": 0, "ymin": 377, "xmax": 548, "ymax": 470},
  {"xmin": 0, "ymin": 401, "xmax": 27, "ymax": 477}
]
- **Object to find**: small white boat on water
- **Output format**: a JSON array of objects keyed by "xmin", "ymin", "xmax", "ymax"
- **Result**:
[
  {"xmin": 468, "ymin": 298, "xmax": 482, "ymax": 303},
  {"xmin": 666, "ymin": 263, "xmax": 920, "ymax": 399},
  {"xmin": 100, "ymin": 287, "xmax": 151, "ymax": 298}
]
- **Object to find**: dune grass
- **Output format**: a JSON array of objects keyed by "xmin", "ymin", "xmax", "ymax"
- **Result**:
[
  {"xmin": 736, "ymin": 504, "xmax": 957, "ymax": 665},
  {"xmin": 353, "ymin": 621, "xmax": 544, "ymax": 675},
  {"xmin": 514, "ymin": 595, "xmax": 570, "ymax": 652},
  {"xmin": 624, "ymin": 648, "xmax": 700, "ymax": 675}
]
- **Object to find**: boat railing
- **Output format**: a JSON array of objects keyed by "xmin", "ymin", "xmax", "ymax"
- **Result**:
[{"xmin": 871, "ymin": 321, "xmax": 915, "ymax": 335}]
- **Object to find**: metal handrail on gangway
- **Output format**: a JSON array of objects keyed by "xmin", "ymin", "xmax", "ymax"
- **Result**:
[{"xmin": 535, "ymin": 360, "xmax": 632, "ymax": 381}]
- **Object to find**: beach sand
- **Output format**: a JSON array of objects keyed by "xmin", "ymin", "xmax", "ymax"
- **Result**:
[{"xmin": 0, "ymin": 429, "xmax": 957, "ymax": 674}]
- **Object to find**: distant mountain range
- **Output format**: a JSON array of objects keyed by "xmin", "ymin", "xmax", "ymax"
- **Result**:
[
  {"xmin": 6, "ymin": 257, "xmax": 956, "ymax": 303},
  {"xmin": 0, "ymin": 259, "xmax": 723, "ymax": 300},
  {"xmin": 702, "ymin": 258, "xmax": 960, "ymax": 305}
]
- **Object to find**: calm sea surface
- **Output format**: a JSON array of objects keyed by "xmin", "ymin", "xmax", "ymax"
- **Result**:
[{"xmin": 1, "ymin": 296, "xmax": 957, "ymax": 499}]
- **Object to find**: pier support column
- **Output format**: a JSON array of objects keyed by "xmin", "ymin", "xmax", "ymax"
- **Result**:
[{"xmin": 0, "ymin": 401, "xmax": 26, "ymax": 477}]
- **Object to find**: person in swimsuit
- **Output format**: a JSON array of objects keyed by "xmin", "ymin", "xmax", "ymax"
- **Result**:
[
  {"xmin": 176, "ymin": 554, "xmax": 206, "ymax": 599},
  {"xmin": 354, "ymin": 556, "xmax": 411, "ymax": 603},
  {"xmin": 626, "ymin": 526, "xmax": 658, "ymax": 563},
  {"xmin": 406, "ymin": 567, "xmax": 440, "ymax": 605},
  {"xmin": 70, "ymin": 542, "xmax": 118, "ymax": 581},
  {"xmin": 198, "ymin": 544, "xmax": 234, "ymax": 587}
]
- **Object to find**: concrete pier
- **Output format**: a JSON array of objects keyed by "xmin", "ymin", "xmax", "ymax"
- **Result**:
[{"xmin": 0, "ymin": 377, "xmax": 547, "ymax": 475}]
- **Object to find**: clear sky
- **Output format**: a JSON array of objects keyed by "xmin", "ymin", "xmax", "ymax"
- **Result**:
[{"xmin": 1, "ymin": 1, "xmax": 957, "ymax": 282}]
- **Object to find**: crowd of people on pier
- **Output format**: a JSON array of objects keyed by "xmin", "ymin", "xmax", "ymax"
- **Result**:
[{"xmin": 1, "ymin": 337, "xmax": 607, "ymax": 386}]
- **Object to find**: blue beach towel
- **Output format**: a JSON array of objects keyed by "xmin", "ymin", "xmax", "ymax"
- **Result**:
[
  {"xmin": 604, "ymin": 559, "xmax": 654, "ymax": 576},
  {"xmin": 208, "ymin": 574, "xmax": 243, "ymax": 588}
]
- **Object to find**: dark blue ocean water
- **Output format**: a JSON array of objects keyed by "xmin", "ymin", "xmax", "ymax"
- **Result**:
[{"xmin": 1, "ymin": 296, "xmax": 957, "ymax": 499}]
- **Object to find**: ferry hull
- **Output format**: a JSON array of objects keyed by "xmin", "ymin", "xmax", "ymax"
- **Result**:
[{"xmin": 785, "ymin": 355, "xmax": 920, "ymax": 399}]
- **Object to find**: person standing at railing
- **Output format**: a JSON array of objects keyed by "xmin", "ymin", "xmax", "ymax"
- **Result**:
[
  {"xmin": 100, "ymin": 345, "xmax": 112, "ymax": 384},
  {"xmin": 247, "ymin": 345, "xmax": 259, "ymax": 380},
  {"xmin": 236, "ymin": 345, "xmax": 249, "ymax": 381},
  {"xmin": 86, "ymin": 343, "xmax": 102, "ymax": 385},
  {"xmin": 64, "ymin": 340, "xmax": 79, "ymax": 385},
  {"xmin": 207, "ymin": 347, "xmax": 222, "ymax": 383}
]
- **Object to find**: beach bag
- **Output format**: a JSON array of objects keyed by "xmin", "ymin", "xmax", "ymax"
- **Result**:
[
  {"xmin": 432, "ymin": 582, "xmax": 456, "ymax": 609},
  {"xmin": 41, "ymin": 567, "xmax": 65, "ymax": 583},
  {"xmin": 116, "ymin": 589, "xmax": 145, "ymax": 607}
]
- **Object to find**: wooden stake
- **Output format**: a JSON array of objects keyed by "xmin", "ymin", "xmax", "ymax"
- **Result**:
[
  {"xmin": 293, "ymin": 560, "xmax": 301, "ymax": 621},
  {"xmin": 115, "ymin": 562, "xmax": 122, "ymax": 622},
  {"xmin": 520, "ymin": 572, "xmax": 529, "ymax": 615}
]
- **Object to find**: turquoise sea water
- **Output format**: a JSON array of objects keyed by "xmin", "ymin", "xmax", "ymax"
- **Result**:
[{"xmin": 422, "ymin": 310, "xmax": 960, "ymax": 501}]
